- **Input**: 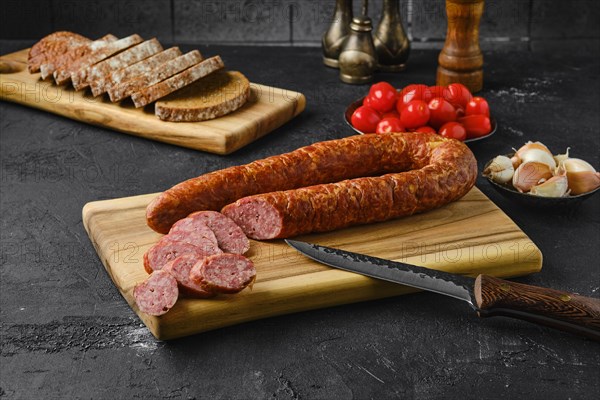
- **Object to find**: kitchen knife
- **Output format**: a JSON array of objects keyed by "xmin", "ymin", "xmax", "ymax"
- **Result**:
[{"xmin": 285, "ymin": 240, "xmax": 600, "ymax": 341}]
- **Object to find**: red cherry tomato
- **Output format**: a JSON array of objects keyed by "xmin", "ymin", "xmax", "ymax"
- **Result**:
[
  {"xmin": 458, "ymin": 115, "xmax": 492, "ymax": 138},
  {"xmin": 415, "ymin": 126, "xmax": 437, "ymax": 134},
  {"xmin": 382, "ymin": 111, "xmax": 400, "ymax": 119},
  {"xmin": 455, "ymin": 107, "xmax": 465, "ymax": 119},
  {"xmin": 438, "ymin": 122, "xmax": 467, "ymax": 141},
  {"xmin": 444, "ymin": 83, "xmax": 473, "ymax": 109},
  {"xmin": 427, "ymin": 97, "xmax": 457, "ymax": 129},
  {"xmin": 351, "ymin": 105, "xmax": 381, "ymax": 133},
  {"xmin": 397, "ymin": 84, "xmax": 432, "ymax": 112},
  {"xmin": 429, "ymin": 85, "xmax": 448, "ymax": 99},
  {"xmin": 363, "ymin": 95, "xmax": 373, "ymax": 107},
  {"xmin": 376, "ymin": 117, "xmax": 405, "ymax": 134},
  {"xmin": 368, "ymin": 82, "xmax": 398, "ymax": 113},
  {"xmin": 400, "ymin": 100, "xmax": 430, "ymax": 129},
  {"xmin": 465, "ymin": 96, "xmax": 490, "ymax": 117}
]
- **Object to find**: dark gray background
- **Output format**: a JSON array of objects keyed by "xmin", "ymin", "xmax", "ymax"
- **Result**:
[
  {"xmin": 1, "ymin": 0, "xmax": 599, "ymax": 52},
  {"xmin": 1, "ymin": 1, "xmax": 600, "ymax": 399}
]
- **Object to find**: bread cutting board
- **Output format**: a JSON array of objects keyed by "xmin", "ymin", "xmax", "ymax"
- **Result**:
[
  {"xmin": 82, "ymin": 187, "xmax": 542, "ymax": 340},
  {"xmin": 0, "ymin": 49, "xmax": 305, "ymax": 155}
]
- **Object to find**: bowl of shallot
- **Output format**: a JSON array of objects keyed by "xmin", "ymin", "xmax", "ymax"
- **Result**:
[{"xmin": 483, "ymin": 141, "xmax": 600, "ymax": 208}]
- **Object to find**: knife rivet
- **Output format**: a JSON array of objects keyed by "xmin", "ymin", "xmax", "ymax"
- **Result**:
[
  {"xmin": 500, "ymin": 284, "xmax": 511, "ymax": 292},
  {"xmin": 559, "ymin": 294, "xmax": 571, "ymax": 302}
]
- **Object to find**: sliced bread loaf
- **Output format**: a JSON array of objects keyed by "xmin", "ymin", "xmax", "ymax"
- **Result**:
[
  {"xmin": 155, "ymin": 71, "xmax": 250, "ymax": 122},
  {"xmin": 108, "ymin": 50, "xmax": 203, "ymax": 103},
  {"xmin": 96, "ymin": 47, "xmax": 182, "ymax": 97},
  {"xmin": 28, "ymin": 31, "xmax": 90, "ymax": 73},
  {"xmin": 86, "ymin": 38, "xmax": 163, "ymax": 96},
  {"xmin": 132, "ymin": 56, "xmax": 225, "ymax": 108},
  {"xmin": 69, "ymin": 34, "xmax": 144, "ymax": 89},
  {"xmin": 41, "ymin": 34, "xmax": 117, "ymax": 80}
]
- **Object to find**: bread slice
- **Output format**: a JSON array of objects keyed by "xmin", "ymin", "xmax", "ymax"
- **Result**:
[
  {"xmin": 86, "ymin": 38, "xmax": 163, "ymax": 96},
  {"xmin": 132, "ymin": 56, "xmax": 225, "ymax": 108},
  {"xmin": 54, "ymin": 34, "xmax": 143, "ymax": 87},
  {"xmin": 155, "ymin": 71, "xmax": 250, "ymax": 122},
  {"xmin": 108, "ymin": 50, "xmax": 203, "ymax": 103},
  {"xmin": 96, "ymin": 47, "xmax": 181, "ymax": 97},
  {"xmin": 28, "ymin": 31, "xmax": 90, "ymax": 73},
  {"xmin": 69, "ymin": 34, "xmax": 144, "ymax": 89},
  {"xmin": 40, "ymin": 34, "xmax": 117, "ymax": 80}
]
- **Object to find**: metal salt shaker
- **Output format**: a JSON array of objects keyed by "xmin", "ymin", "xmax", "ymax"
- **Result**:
[
  {"xmin": 322, "ymin": 0, "xmax": 354, "ymax": 68},
  {"xmin": 338, "ymin": 1, "xmax": 378, "ymax": 84},
  {"xmin": 374, "ymin": 0, "xmax": 410, "ymax": 72}
]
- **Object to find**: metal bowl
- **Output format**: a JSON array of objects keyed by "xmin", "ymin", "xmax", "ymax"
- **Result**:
[
  {"xmin": 344, "ymin": 96, "xmax": 497, "ymax": 143},
  {"xmin": 483, "ymin": 154, "xmax": 600, "ymax": 208}
]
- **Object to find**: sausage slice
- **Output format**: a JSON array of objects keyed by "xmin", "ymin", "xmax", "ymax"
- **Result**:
[
  {"xmin": 162, "ymin": 254, "xmax": 215, "ymax": 298},
  {"xmin": 143, "ymin": 236, "xmax": 220, "ymax": 274},
  {"xmin": 133, "ymin": 270, "xmax": 178, "ymax": 316},
  {"xmin": 181, "ymin": 211, "xmax": 250, "ymax": 254},
  {"xmin": 167, "ymin": 219, "xmax": 221, "ymax": 255},
  {"xmin": 190, "ymin": 254, "xmax": 256, "ymax": 294}
]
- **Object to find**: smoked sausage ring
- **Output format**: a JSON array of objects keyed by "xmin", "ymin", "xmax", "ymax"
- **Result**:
[{"xmin": 146, "ymin": 132, "xmax": 477, "ymax": 236}]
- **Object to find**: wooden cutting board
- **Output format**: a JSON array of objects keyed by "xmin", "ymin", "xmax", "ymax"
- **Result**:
[
  {"xmin": 0, "ymin": 49, "xmax": 305, "ymax": 155},
  {"xmin": 82, "ymin": 188, "xmax": 542, "ymax": 340}
]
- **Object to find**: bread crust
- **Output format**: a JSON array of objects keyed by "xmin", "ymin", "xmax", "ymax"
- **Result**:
[
  {"xmin": 131, "ymin": 56, "xmax": 224, "ymax": 108},
  {"xmin": 28, "ymin": 31, "xmax": 90, "ymax": 73},
  {"xmin": 108, "ymin": 50, "xmax": 202, "ymax": 102},
  {"xmin": 88, "ymin": 39, "xmax": 164, "ymax": 96}
]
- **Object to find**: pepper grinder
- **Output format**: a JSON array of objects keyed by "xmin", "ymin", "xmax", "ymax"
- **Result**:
[
  {"xmin": 374, "ymin": 0, "xmax": 410, "ymax": 72},
  {"xmin": 338, "ymin": 0, "xmax": 378, "ymax": 84},
  {"xmin": 437, "ymin": 0, "xmax": 484, "ymax": 92},
  {"xmin": 322, "ymin": 0, "xmax": 353, "ymax": 68}
]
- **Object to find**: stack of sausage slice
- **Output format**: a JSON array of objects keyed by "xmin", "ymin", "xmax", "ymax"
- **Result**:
[{"xmin": 134, "ymin": 211, "xmax": 255, "ymax": 316}]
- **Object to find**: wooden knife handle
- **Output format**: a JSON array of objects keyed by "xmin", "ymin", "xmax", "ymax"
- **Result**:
[{"xmin": 474, "ymin": 275, "xmax": 600, "ymax": 341}]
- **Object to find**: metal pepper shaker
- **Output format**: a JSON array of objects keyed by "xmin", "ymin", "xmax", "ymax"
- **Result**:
[
  {"xmin": 338, "ymin": 1, "xmax": 377, "ymax": 84},
  {"xmin": 374, "ymin": 0, "xmax": 410, "ymax": 71},
  {"xmin": 322, "ymin": 0, "xmax": 354, "ymax": 68}
]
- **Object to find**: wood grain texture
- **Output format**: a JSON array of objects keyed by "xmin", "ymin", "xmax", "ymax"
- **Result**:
[
  {"xmin": 475, "ymin": 275, "xmax": 600, "ymax": 340},
  {"xmin": 82, "ymin": 187, "xmax": 542, "ymax": 340},
  {"xmin": 437, "ymin": 0, "xmax": 484, "ymax": 92},
  {"xmin": 0, "ymin": 49, "xmax": 306, "ymax": 155}
]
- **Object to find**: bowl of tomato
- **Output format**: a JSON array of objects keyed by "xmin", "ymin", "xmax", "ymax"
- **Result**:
[{"xmin": 345, "ymin": 82, "xmax": 496, "ymax": 142}]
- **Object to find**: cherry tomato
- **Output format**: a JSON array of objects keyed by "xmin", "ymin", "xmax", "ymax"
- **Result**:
[
  {"xmin": 351, "ymin": 105, "xmax": 381, "ymax": 133},
  {"xmin": 415, "ymin": 126, "xmax": 437, "ymax": 134},
  {"xmin": 368, "ymin": 82, "xmax": 398, "ymax": 113},
  {"xmin": 438, "ymin": 122, "xmax": 467, "ymax": 141},
  {"xmin": 397, "ymin": 84, "xmax": 432, "ymax": 112},
  {"xmin": 427, "ymin": 97, "xmax": 457, "ymax": 129},
  {"xmin": 400, "ymin": 100, "xmax": 430, "ymax": 129},
  {"xmin": 376, "ymin": 117, "xmax": 405, "ymax": 134},
  {"xmin": 363, "ymin": 95, "xmax": 373, "ymax": 107},
  {"xmin": 444, "ymin": 83, "xmax": 473, "ymax": 109},
  {"xmin": 465, "ymin": 96, "xmax": 490, "ymax": 117},
  {"xmin": 429, "ymin": 85, "xmax": 448, "ymax": 99},
  {"xmin": 382, "ymin": 111, "xmax": 400, "ymax": 119},
  {"xmin": 455, "ymin": 107, "xmax": 465, "ymax": 119},
  {"xmin": 458, "ymin": 115, "xmax": 492, "ymax": 138}
]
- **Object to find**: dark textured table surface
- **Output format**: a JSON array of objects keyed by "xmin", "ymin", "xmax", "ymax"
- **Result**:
[{"xmin": 1, "ymin": 41, "xmax": 599, "ymax": 399}]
